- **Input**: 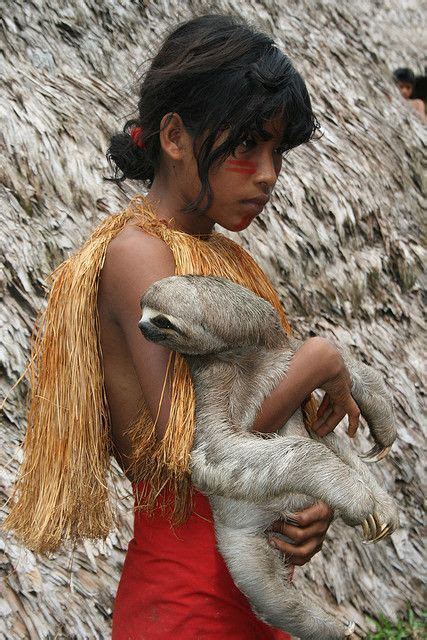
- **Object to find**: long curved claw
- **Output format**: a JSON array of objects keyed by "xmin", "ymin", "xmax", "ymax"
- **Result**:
[
  {"xmin": 361, "ymin": 513, "xmax": 392, "ymax": 543},
  {"xmin": 361, "ymin": 519, "xmax": 370, "ymax": 540},
  {"xmin": 375, "ymin": 524, "xmax": 392, "ymax": 542},
  {"xmin": 361, "ymin": 512, "xmax": 392, "ymax": 544},
  {"xmin": 363, "ymin": 523, "xmax": 392, "ymax": 545},
  {"xmin": 361, "ymin": 514, "xmax": 377, "ymax": 540},
  {"xmin": 369, "ymin": 514, "xmax": 378, "ymax": 538},
  {"xmin": 359, "ymin": 444, "xmax": 391, "ymax": 463}
]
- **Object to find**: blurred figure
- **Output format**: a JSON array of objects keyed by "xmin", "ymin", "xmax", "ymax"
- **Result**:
[
  {"xmin": 393, "ymin": 67, "xmax": 426, "ymax": 122},
  {"xmin": 393, "ymin": 67, "xmax": 415, "ymax": 99}
]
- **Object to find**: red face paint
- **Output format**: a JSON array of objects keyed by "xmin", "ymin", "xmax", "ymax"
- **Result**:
[
  {"xmin": 225, "ymin": 159, "xmax": 257, "ymax": 175},
  {"xmin": 231, "ymin": 214, "xmax": 253, "ymax": 231}
]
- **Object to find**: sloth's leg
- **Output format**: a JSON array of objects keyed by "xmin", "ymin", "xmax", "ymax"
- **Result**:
[
  {"xmin": 191, "ymin": 433, "xmax": 376, "ymax": 530},
  {"xmin": 311, "ymin": 432, "xmax": 399, "ymax": 539},
  {"xmin": 215, "ymin": 524, "xmax": 354, "ymax": 640},
  {"xmin": 339, "ymin": 354, "xmax": 397, "ymax": 462}
]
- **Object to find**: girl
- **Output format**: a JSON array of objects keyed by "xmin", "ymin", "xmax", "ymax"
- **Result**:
[{"xmin": 6, "ymin": 13, "xmax": 361, "ymax": 640}]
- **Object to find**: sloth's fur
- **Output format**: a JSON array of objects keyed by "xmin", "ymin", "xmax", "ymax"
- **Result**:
[{"xmin": 139, "ymin": 275, "xmax": 399, "ymax": 640}]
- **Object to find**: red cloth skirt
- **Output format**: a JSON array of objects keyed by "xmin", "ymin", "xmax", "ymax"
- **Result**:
[{"xmin": 112, "ymin": 483, "xmax": 290, "ymax": 639}]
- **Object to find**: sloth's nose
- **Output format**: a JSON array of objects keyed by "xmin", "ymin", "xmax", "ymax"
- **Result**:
[{"xmin": 138, "ymin": 319, "xmax": 152, "ymax": 334}]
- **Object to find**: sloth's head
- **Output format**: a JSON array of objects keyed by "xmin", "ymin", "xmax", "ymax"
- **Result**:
[{"xmin": 139, "ymin": 275, "xmax": 285, "ymax": 356}]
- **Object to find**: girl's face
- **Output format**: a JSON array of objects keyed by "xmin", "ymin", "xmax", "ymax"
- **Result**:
[
  {"xmin": 203, "ymin": 116, "xmax": 285, "ymax": 232},
  {"xmin": 151, "ymin": 112, "xmax": 285, "ymax": 235}
]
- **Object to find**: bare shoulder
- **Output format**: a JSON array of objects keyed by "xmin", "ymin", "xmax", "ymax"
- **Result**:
[
  {"xmin": 410, "ymin": 99, "xmax": 427, "ymax": 119},
  {"xmin": 100, "ymin": 223, "xmax": 176, "ymax": 321},
  {"xmin": 105, "ymin": 224, "xmax": 174, "ymax": 269}
]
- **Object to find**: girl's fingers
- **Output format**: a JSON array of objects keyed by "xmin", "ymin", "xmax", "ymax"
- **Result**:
[
  {"xmin": 311, "ymin": 406, "xmax": 333, "ymax": 431},
  {"xmin": 315, "ymin": 409, "xmax": 347, "ymax": 436},
  {"xmin": 316, "ymin": 393, "xmax": 330, "ymax": 419},
  {"xmin": 268, "ymin": 535, "xmax": 324, "ymax": 561},
  {"xmin": 347, "ymin": 398, "xmax": 360, "ymax": 438},
  {"xmin": 311, "ymin": 393, "xmax": 362, "ymax": 438},
  {"xmin": 279, "ymin": 520, "xmax": 326, "ymax": 543},
  {"xmin": 287, "ymin": 542, "xmax": 323, "ymax": 566}
]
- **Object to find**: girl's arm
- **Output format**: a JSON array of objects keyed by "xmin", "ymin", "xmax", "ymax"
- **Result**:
[
  {"xmin": 251, "ymin": 337, "xmax": 360, "ymax": 437},
  {"xmin": 100, "ymin": 226, "xmax": 176, "ymax": 447}
]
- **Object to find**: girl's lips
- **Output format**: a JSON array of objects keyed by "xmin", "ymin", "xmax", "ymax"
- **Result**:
[{"xmin": 240, "ymin": 200, "xmax": 264, "ymax": 214}]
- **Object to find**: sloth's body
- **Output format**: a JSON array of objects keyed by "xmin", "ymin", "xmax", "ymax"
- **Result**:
[{"xmin": 139, "ymin": 275, "xmax": 399, "ymax": 640}]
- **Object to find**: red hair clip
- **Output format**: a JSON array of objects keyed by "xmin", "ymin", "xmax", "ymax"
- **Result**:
[{"xmin": 130, "ymin": 126, "xmax": 145, "ymax": 149}]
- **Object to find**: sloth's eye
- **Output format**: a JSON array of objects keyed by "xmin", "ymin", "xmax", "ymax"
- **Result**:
[{"xmin": 151, "ymin": 315, "xmax": 176, "ymax": 330}]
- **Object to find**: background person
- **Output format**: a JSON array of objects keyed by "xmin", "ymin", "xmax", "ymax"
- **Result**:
[{"xmin": 393, "ymin": 66, "xmax": 426, "ymax": 120}]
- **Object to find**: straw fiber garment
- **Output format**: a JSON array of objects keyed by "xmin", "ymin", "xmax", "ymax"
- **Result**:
[{"xmin": 1, "ymin": 0, "xmax": 425, "ymax": 638}]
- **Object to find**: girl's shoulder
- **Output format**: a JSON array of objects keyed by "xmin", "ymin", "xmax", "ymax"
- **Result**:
[
  {"xmin": 106, "ymin": 220, "xmax": 174, "ymax": 265},
  {"xmin": 103, "ymin": 225, "xmax": 173, "ymax": 290}
]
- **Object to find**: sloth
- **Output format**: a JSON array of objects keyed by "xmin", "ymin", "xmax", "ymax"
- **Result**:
[{"xmin": 138, "ymin": 275, "xmax": 399, "ymax": 640}]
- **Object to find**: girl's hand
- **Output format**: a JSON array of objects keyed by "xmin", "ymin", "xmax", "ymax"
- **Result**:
[
  {"xmin": 310, "ymin": 355, "xmax": 360, "ymax": 439},
  {"xmin": 268, "ymin": 502, "xmax": 333, "ymax": 565}
]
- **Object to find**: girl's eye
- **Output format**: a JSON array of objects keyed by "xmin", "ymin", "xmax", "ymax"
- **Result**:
[{"xmin": 237, "ymin": 137, "xmax": 257, "ymax": 152}]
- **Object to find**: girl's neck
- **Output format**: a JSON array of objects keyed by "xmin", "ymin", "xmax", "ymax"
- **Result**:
[{"xmin": 145, "ymin": 183, "xmax": 216, "ymax": 237}]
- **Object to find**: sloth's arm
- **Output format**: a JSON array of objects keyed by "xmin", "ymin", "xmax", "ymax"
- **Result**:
[
  {"xmin": 340, "ymin": 355, "xmax": 397, "ymax": 450},
  {"xmin": 191, "ymin": 428, "xmax": 375, "ymax": 526}
]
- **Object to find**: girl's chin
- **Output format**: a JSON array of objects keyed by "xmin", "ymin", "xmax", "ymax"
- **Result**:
[{"xmin": 216, "ymin": 214, "xmax": 254, "ymax": 232}]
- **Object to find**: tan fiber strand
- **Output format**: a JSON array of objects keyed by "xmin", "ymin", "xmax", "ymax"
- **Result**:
[
  {"xmin": 3, "ymin": 194, "xmax": 316, "ymax": 552},
  {"xmin": 153, "ymin": 352, "xmax": 174, "ymax": 431}
]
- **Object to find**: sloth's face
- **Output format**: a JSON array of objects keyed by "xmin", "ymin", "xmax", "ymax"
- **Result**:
[
  {"xmin": 139, "ymin": 276, "xmax": 228, "ymax": 355},
  {"xmin": 139, "ymin": 275, "xmax": 284, "ymax": 356},
  {"xmin": 138, "ymin": 304, "xmax": 227, "ymax": 355}
]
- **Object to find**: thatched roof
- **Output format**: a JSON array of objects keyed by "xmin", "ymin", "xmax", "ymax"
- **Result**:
[{"xmin": 1, "ymin": 0, "xmax": 425, "ymax": 637}]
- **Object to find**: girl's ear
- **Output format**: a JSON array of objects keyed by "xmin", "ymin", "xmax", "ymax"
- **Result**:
[{"xmin": 159, "ymin": 112, "xmax": 193, "ymax": 161}]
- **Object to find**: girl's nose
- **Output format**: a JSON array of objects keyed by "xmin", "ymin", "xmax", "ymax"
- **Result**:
[{"xmin": 255, "ymin": 154, "xmax": 279, "ymax": 190}]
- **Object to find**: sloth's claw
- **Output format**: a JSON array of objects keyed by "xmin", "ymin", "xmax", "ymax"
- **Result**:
[
  {"xmin": 366, "ymin": 523, "xmax": 392, "ymax": 544},
  {"xmin": 362, "ymin": 519, "xmax": 371, "ymax": 539},
  {"xmin": 359, "ymin": 444, "xmax": 391, "ymax": 463},
  {"xmin": 368, "ymin": 514, "xmax": 378, "ymax": 537},
  {"xmin": 361, "ymin": 513, "xmax": 392, "ymax": 543},
  {"xmin": 361, "ymin": 514, "xmax": 377, "ymax": 540},
  {"xmin": 376, "ymin": 524, "xmax": 391, "ymax": 541}
]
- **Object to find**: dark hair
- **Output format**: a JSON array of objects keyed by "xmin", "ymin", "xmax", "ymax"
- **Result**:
[
  {"xmin": 106, "ymin": 14, "xmax": 319, "ymax": 213},
  {"xmin": 412, "ymin": 74, "xmax": 427, "ymax": 102},
  {"xmin": 392, "ymin": 67, "xmax": 415, "ymax": 85}
]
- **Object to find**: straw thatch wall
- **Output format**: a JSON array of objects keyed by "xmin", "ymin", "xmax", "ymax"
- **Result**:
[{"xmin": 1, "ymin": 0, "xmax": 425, "ymax": 637}]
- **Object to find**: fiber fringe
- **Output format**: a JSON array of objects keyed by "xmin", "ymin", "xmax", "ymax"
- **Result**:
[{"xmin": 3, "ymin": 194, "xmax": 316, "ymax": 553}]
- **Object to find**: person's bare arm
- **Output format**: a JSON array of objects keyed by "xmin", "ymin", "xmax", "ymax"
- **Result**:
[
  {"xmin": 410, "ymin": 98, "xmax": 427, "ymax": 122},
  {"xmin": 251, "ymin": 337, "xmax": 360, "ymax": 438},
  {"xmin": 101, "ymin": 226, "xmax": 176, "ymax": 442}
]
